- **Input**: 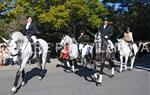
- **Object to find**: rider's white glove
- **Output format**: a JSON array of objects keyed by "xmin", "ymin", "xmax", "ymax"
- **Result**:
[{"xmin": 105, "ymin": 36, "xmax": 108, "ymax": 39}]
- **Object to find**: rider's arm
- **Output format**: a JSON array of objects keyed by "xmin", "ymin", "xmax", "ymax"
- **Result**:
[{"xmin": 107, "ymin": 25, "xmax": 113, "ymax": 39}]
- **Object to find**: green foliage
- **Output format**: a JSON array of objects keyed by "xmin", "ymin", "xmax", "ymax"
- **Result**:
[
  {"xmin": 38, "ymin": 5, "xmax": 70, "ymax": 30},
  {"xmin": 128, "ymin": 2, "xmax": 150, "ymax": 41},
  {"xmin": 0, "ymin": 17, "xmax": 25, "ymax": 42},
  {"xmin": 37, "ymin": 0, "xmax": 108, "ymax": 35},
  {"xmin": 0, "ymin": 0, "xmax": 109, "ymax": 42},
  {"xmin": 105, "ymin": 1, "xmax": 150, "ymax": 41},
  {"xmin": 0, "ymin": 2, "xmax": 4, "ymax": 11}
]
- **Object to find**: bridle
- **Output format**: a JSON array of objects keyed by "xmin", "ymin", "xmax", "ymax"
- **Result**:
[
  {"xmin": 9, "ymin": 42, "xmax": 21, "ymax": 57},
  {"xmin": 9, "ymin": 37, "xmax": 29, "ymax": 57}
]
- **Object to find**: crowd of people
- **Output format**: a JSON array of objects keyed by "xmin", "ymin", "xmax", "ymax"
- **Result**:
[{"xmin": 0, "ymin": 43, "xmax": 9, "ymax": 66}]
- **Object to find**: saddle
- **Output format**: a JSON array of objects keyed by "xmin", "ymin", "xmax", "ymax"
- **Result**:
[
  {"xmin": 123, "ymin": 40, "xmax": 135, "ymax": 55},
  {"xmin": 128, "ymin": 43, "xmax": 135, "ymax": 56}
]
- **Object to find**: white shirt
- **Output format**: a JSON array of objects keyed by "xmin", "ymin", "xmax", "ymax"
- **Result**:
[
  {"xmin": 26, "ymin": 23, "xmax": 31, "ymax": 30},
  {"xmin": 103, "ymin": 25, "xmax": 107, "ymax": 29}
]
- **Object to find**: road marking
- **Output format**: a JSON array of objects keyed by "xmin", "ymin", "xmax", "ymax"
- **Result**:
[{"xmin": 133, "ymin": 69, "xmax": 146, "ymax": 72}]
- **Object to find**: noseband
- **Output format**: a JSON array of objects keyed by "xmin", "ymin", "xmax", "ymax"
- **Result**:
[{"xmin": 11, "ymin": 52, "xmax": 20, "ymax": 57}]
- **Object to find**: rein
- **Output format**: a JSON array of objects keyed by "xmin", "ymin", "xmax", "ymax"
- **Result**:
[
  {"xmin": 11, "ymin": 53, "xmax": 20, "ymax": 57},
  {"xmin": 20, "ymin": 38, "xmax": 29, "ymax": 54}
]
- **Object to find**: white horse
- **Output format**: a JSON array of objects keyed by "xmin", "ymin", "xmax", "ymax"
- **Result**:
[
  {"xmin": 2, "ymin": 31, "xmax": 48, "ymax": 94},
  {"xmin": 117, "ymin": 39, "xmax": 138, "ymax": 72},
  {"xmin": 60, "ymin": 35, "xmax": 94, "ymax": 71},
  {"xmin": 60, "ymin": 35, "xmax": 93, "ymax": 66},
  {"xmin": 78, "ymin": 43, "xmax": 94, "ymax": 66},
  {"xmin": 60, "ymin": 35, "xmax": 78, "ymax": 72}
]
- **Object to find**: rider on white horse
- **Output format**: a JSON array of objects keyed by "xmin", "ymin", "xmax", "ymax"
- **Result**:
[
  {"xmin": 2, "ymin": 31, "xmax": 48, "ymax": 94},
  {"xmin": 23, "ymin": 16, "xmax": 37, "ymax": 52},
  {"xmin": 123, "ymin": 27, "xmax": 135, "ymax": 55}
]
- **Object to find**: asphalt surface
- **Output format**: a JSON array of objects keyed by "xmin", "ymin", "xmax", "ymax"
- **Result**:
[{"xmin": 0, "ymin": 57, "xmax": 149, "ymax": 95}]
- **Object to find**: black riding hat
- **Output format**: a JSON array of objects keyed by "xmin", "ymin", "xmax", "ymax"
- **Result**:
[
  {"xmin": 127, "ymin": 27, "xmax": 130, "ymax": 32},
  {"xmin": 102, "ymin": 17, "xmax": 108, "ymax": 21}
]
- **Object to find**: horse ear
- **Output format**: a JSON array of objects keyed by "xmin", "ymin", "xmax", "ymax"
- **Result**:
[
  {"xmin": 117, "ymin": 38, "xmax": 121, "ymax": 42},
  {"xmin": 2, "ymin": 38, "xmax": 9, "ymax": 44}
]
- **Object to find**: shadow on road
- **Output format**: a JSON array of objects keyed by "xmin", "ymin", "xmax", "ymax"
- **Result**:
[
  {"xmin": 56, "ymin": 62, "xmax": 115, "ymax": 86},
  {"xmin": 14, "ymin": 67, "xmax": 47, "ymax": 94},
  {"xmin": 25, "ymin": 67, "xmax": 47, "ymax": 83},
  {"xmin": 134, "ymin": 56, "xmax": 150, "ymax": 72}
]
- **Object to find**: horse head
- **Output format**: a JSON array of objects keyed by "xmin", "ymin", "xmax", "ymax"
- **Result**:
[
  {"xmin": 94, "ymin": 32, "xmax": 102, "ymax": 43},
  {"xmin": 60, "ymin": 35, "xmax": 73, "ymax": 47},
  {"xmin": 2, "ymin": 37, "xmax": 21, "ymax": 64},
  {"xmin": 116, "ymin": 38, "xmax": 128, "ymax": 51}
]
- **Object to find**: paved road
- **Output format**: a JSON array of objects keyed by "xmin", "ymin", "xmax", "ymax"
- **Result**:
[{"xmin": 0, "ymin": 58, "xmax": 149, "ymax": 95}]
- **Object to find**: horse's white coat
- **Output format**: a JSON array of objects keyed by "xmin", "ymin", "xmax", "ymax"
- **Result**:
[
  {"xmin": 117, "ymin": 39, "xmax": 138, "ymax": 72},
  {"xmin": 2, "ymin": 31, "xmax": 48, "ymax": 93}
]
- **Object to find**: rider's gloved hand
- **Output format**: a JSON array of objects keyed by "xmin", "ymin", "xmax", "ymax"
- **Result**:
[{"xmin": 104, "ymin": 36, "xmax": 108, "ymax": 39}]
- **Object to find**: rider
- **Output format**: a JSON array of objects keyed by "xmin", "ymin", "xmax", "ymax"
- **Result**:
[
  {"xmin": 99, "ymin": 16, "xmax": 114, "ymax": 51},
  {"xmin": 77, "ymin": 31, "xmax": 86, "ymax": 55},
  {"xmin": 22, "ymin": 16, "xmax": 37, "ymax": 53},
  {"xmin": 60, "ymin": 43, "xmax": 69, "ymax": 60},
  {"xmin": 77, "ymin": 31, "xmax": 85, "ymax": 43},
  {"xmin": 60, "ymin": 43, "xmax": 70, "ymax": 67},
  {"xmin": 23, "ymin": 16, "xmax": 37, "ymax": 43},
  {"xmin": 123, "ymin": 27, "xmax": 135, "ymax": 55}
]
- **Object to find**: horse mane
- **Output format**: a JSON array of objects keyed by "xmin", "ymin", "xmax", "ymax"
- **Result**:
[
  {"xmin": 10, "ymin": 31, "xmax": 26, "ymax": 44},
  {"xmin": 94, "ymin": 32, "xmax": 107, "ymax": 50}
]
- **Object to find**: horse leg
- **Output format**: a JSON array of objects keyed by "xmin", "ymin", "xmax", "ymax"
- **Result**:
[
  {"xmin": 66, "ymin": 59, "xmax": 71, "ymax": 68},
  {"xmin": 21, "ymin": 69, "xmax": 26, "ymax": 86},
  {"xmin": 119, "ymin": 56, "xmax": 123, "ymax": 72},
  {"xmin": 84, "ymin": 57, "xmax": 88, "ymax": 67},
  {"xmin": 36, "ymin": 54, "xmax": 44, "ymax": 80},
  {"xmin": 97, "ymin": 61, "xmax": 104, "ymax": 86},
  {"xmin": 37, "ymin": 50, "xmax": 47, "ymax": 80},
  {"xmin": 11, "ymin": 70, "xmax": 21, "ymax": 94},
  {"xmin": 71, "ymin": 59, "xmax": 75, "ymax": 73},
  {"xmin": 124, "ymin": 56, "xmax": 128, "ymax": 70},
  {"xmin": 109, "ymin": 60, "xmax": 115, "ymax": 78},
  {"xmin": 130, "ymin": 56, "xmax": 136, "ymax": 71},
  {"xmin": 41, "ymin": 52, "xmax": 47, "ymax": 70},
  {"xmin": 11, "ymin": 58, "xmax": 28, "ymax": 94},
  {"xmin": 93, "ymin": 60, "xmax": 98, "ymax": 79}
]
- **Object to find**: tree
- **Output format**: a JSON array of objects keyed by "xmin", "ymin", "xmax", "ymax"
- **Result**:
[
  {"xmin": 0, "ymin": 0, "xmax": 109, "ymax": 42},
  {"xmin": 102, "ymin": 0, "xmax": 150, "ymax": 41}
]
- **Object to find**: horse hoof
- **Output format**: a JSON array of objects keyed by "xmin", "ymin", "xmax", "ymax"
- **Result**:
[
  {"xmin": 94, "ymin": 77, "xmax": 98, "ymax": 80},
  {"xmin": 72, "ymin": 70, "xmax": 75, "ymax": 73},
  {"xmin": 38, "ymin": 77, "xmax": 43, "ymax": 80},
  {"xmin": 93, "ymin": 74, "xmax": 99, "ymax": 80},
  {"xmin": 110, "ymin": 75, "xmax": 114, "ymax": 78},
  {"xmin": 128, "ymin": 68, "xmax": 132, "ymax": 71},
  {"xmin": 11, "ymin": 91, "xmax": 16, "ymax": 94},
  {"xmin": 11, "ymin": 88, "xmax": 17, "ymax": 94},
  {"xmin": 21, "ymin": 81, "xmax": 26, "ymax": 86},
  {"xmin": 96, "ymin": 82, "xmax": 101, "ymax": 86},
  {"xmin": 71, "ymin": 68, "xmax": 76, "ymax": 73}
]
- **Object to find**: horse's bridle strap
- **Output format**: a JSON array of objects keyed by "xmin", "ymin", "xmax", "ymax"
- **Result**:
[{"xmin": 11, "ymin": 53, "xmax": 20, "ymax": 57}]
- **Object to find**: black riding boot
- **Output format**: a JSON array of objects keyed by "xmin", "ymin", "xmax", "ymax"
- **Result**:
[{"xmin": 129, "ymin": 43, "xmax": 135, "ymax": 56}]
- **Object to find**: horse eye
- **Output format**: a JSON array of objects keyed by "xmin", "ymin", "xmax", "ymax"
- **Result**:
[{"xmin": 14, "ymin": 48, "xmax": 17, "ymax": 50}]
